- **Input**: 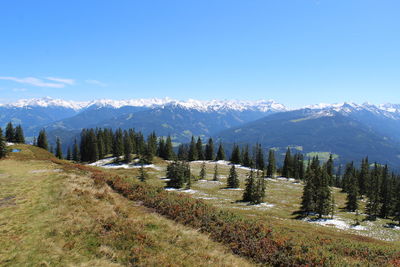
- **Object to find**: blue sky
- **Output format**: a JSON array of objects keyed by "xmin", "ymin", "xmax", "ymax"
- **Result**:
[{"xmin": 0, "ymin": 0, "xmax": 399, "ymax": 108}]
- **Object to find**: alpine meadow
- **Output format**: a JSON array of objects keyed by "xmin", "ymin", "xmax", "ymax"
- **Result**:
[{"xmin": 1, "ymin": 1, "xmax": 400, "ymax": 266}]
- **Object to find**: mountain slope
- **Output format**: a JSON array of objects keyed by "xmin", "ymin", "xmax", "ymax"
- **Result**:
[{"xmin": 217, "ymin": 108, "xmax": 400, "ymax": 166}]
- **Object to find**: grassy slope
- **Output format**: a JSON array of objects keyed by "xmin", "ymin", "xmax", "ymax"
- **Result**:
[
  {"xmin": 107, "ymin": 159, "xmax": 400, "ymax": 266},
  {"xmin": 0, "ymin": 145, "xmax": 253, "ymax": 267}
]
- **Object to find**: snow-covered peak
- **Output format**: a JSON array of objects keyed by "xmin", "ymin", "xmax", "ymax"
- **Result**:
[
  {"xmin": 1, "ymin": 97, "xmax": 88, "ymax": 110},
  {"xmin": 0, "ymin": 97, "xmax": 287, "ymax": 113}
]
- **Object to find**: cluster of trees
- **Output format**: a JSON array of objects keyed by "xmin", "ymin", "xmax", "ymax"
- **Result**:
[
  {"xmin": 300, "ymin": 157, "xmax": 334, "ymax": 218},
  {"xmin": 340, "ymin": 158, "xmax": 400, "ymax": 223},
  {"xmin": 78, "ymin": 128, "xmax": 174, "ymax": 164},
  {"xmin": 242, "ymin": 169, "xmax": 266, "ymax": 204},
  {"xmin": 5, "ymin": 122, "xmax": 25, "ymax": 144},
  {"xmin": 166, "ymin": 161, "xmax": 191, "ymax": 189}
]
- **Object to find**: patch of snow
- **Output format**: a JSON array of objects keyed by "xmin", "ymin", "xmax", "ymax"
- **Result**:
[
  {"xmin": 221, "ymin": 188, "xmax": 243, "ymax": 191},
  {"xmin": 5, "ymin": 142, "xmax": 14, "ymax": 146},
  {"xmin": 164, "ymin": 188, "xmax": 198, "ymax": 194},
  {"xmin": 304, "ymin": 217, "xmax": 366, "ymax": 231}
]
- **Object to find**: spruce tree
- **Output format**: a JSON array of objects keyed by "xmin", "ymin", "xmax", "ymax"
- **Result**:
[
  {"xmin": 394, "ymin": 182, "xmax": 400, "ymax": 225},
  {"xmin": 138, "ymin": 164, "xmax": 148, "ymax": 182},
  {"xmin": 188, "ymin": 136, "xmax": 198, "ymax": 161},
  {"xmin": 346, "ymin": 172, "xmax": 359, "ymax": 212},
  {"xmin": 113, "ymin": 128, "xmax": 124, "ymax": 158},
  {"xmin": 166, "ymin": 161, "xmax": 190, "ymax": 188},
  {"xmin": 315, "ymin": 169, "xmax": 332, "ymax": 218},
  {"xmin": 165, "ymin": 136, "xmax": 174, "ymax": 160},
  {"xmin": 253, "ymin": 172, "xmax": 266, "ymax": 204},
  {"xmin": 205, "ymin": 138, "xmax": 214, "ymax": 160},
  {"xmin": 0, "ymin": 128, "xmax": 7, "ymax": 159},
  {"xmin": 266, "ymin": 149, "xmax": 276, "ymax": 178},
  {"xmin": 216, "ymin": 143, "xmax": 225, "ymax": 161},
  {"xmin": 123, "ymin": 131, "xmax": 133, "ymax": 163},
  {"xmin": 66, "ymin": 146, "xmax": 72, "ymax": 160},
  {"xmin": 255, "ymin": 144, "xmax": 264, "ymax": 170},
  {"xmin": 301, "ymin": 166, "xmax": 315, "ymax": 215},
  {"xmin": 72, "ymin": 138, "xmax": 80, "ymax": 162},
  {"xmin": 55, "ymin": 137, "xmax": 63, "ymax": 159},
  {"xmin": 5, "ymin": 122, "xmax": 14, "ymax": 142},
  {"xmin": 358, "ymin": 157, "xmax": 370, "ymax": 196},
  {"xmin": 227, "ymin": 165, "xmax": 239, "ymax": 188},
  {"xmin": 199, "ymin": 162, "xmax": 206, "ymax": 180},
  {"xmin": 196, "ymin": 137, "xmax": 204, "ymax": 160},
  {"xmin": 379, "ymin": 165, "xmax": 393, "ymax": 218},
  {"xmin": 213, "ymin": 164, "xmax": 219, "ymax": 181},
  {"xmin": 37, "ymin": 129, "xmax": 48, "ymax": 150},
  {"xmin": 177, "ymin": 144, "xmax": 189, "ymax": 160},
  {"xmin": 282, "ymin": 147, "xmax": 292, "ymax": 178},
  {"xmin": 326, "ymin": 154, "xmax": 334, "ymax": 185},
  {"xmin": 366, "ymin": 163, "xmax": 381, "ymax": 220},
  {"xmin": 241, "ymin": 145, "xmax": 251, "ymax": 167},
  {"xmin": 14, "ymin": 125, "xmax": 25, "ymax": 143},
  {"xmin": 88, "ymin": 129, "xmax": 99, "ymax": 162},
  {"xmin": 230, "ymin": 144, "xmax": 241, "ymax": 165},
  {"xmin": 242, "ymin": 169, "xmax": 256, "ymax": 202}
]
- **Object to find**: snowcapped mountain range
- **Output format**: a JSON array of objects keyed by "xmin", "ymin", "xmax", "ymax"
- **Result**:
[{"xmin": 0, "ymin": 97, "xmax": 287, "ymax": 112}]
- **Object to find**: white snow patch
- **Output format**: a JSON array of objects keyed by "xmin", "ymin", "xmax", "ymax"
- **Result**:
[
  {"xmin": 164, "ymin": 188, "xmax": 198, "ymax": 194},
  {"xmin": 304, "ymin": 218, "xmax": 366, "ymax": 231},
  {"xmin": 221, "ymin": 188, "xmax": 243, "ymax": 191},
  {"xmin": 5, "ymin": 142, "xmax": 14, "ymax": 146}
]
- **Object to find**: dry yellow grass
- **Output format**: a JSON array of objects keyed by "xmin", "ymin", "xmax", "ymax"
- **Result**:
[{"xmin": 0, "ymin": 145, "xmax": 254, "ymax": 267}]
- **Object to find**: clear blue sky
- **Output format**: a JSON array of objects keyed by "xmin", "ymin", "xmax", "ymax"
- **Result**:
[{"xmin": 0, "ymin": 0, "xmax": 399, "ymax": 108}]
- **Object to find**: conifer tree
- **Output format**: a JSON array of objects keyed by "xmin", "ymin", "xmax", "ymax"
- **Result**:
[
  {"xmin": 66, "ymin": 146, "xmax": 72, "ymax": 160},
  {"xmin": 166, "ymin": 161, "xmax": 190, "ymax": 188},
  {"xmin": 55, "ymin": 137, "xmax": 63, "ymax": 159},
  {"xmin": 253, "ymin": 171, "xmax": 266, "ymax": 204},
  {"xmin": 205, "ymin": 138, "xmax": 214, "ymax": 160},
  {"xmin": 230, "ymin": 144, "xmax": 241, "ymax": 165},
  {"xmin": 188, "ymin": 136, "xmax": 198, "ymax": 161},
  {"xmin": 216, "ymin": 143, "xmax": 225, "ymax": 161},
  {"xmin": 87, "ymin": 129, "xmax": 99, "ymax": 162},
  {"xmin": 301, "ymin": 168, "xmax": 315, "ymax": 216},
  {"xmin": 326, "ymin": 154, "xmax": 334, "ymax": 185},
  {"xmin": 158, "ymin": 137, "xmax": 166, "ymax": 158},
  {"xmin": 213, "ymin": 164, "xmax": 219, "ymax": 181},
  {"xmin": 315, "ymin": 169, "xmax": 332, "ymax": 217},
  {"xmin": 199, "ymin": 162, "xmax": 206, "ymax": 180},
  {"xmin": 346, "ymin": 171, "xmax": 359, "ymax": 212},
  {"xmin": 242, "ymin": 169, "xmax": 256, "ymax": 202},
  {"xmin": 358, "ymin": 157, "xmax": 370, "ymax": 196},
  {"xmin": 138, "ymin": 164, "xmax": 148, "ymax": 182},
  {"xmin": 177, "ymin": 144, "xmax": 189, "ymax": 160},
  {"xmin": 266, "ymin": 149, "xmax": 276, "ymax": 178},
  {"xmin": 255, "ymin": 144, "xmax": 265, "ymax": 170},
  {"xmin": 282, "ymin": 147, "xmax": 292, "ymax": 178},
  {"xmin": 227, "ymin": 165, "xmax": 239, "ymax": 188},
  {"xmin": 0, "ymin": 128, "xmax": 7, "ymax": 159},
  {"xmin": 241, "ymin": 145, "xmax": 251, "ymax": 167},
  {"xmin": 380, "ymin": 165, "xmax": 393, "ymax": 218},
  {"xmin": 14, "ymin": 125, "xmax": 25, "ymax": 143},
  {"xmin": 113, "ymin": 128, "xmax": 124, "ymax": 158},
  {"xmin": 72, "ymin": 138, "xmax": 80, "ymax": 162},
  {"xmin": 147, "ymin": 131, "xmax": 158, "ymax": 156},
  {"xmin": 394, "ymin": 182, "xmax": 400, "ymax": 225},
  {"xmin": 37, "ymin": 129, "xmax": 48, "ymax": 150},
  {"xmin": 97, "ymin": 129, "xmax": 106, "ymax": 159},
  {"xmin": 165, "ymin": 136, "xmax": 174, "ymax": 160},
  {"xmin": 5, "ymin": 122, "xmax": 14, "ymax": 142},
  {"xmin": 366, "ymin": 163, "xmax": 381, "ymax": 220},
  {"xmin": 123, "ymin": 131, "xmax": 133, "ymax": 163},
  {"xmin": 196, "ymin": 137, "xmax": 204, "ymax": 160}
]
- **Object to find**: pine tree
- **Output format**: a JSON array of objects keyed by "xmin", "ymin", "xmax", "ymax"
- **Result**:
[
  {"xmin": 72, "ymin": 138, "xmax": 80, "ymax": 162},
  {"xmin": 253, "ymin": 172, "xmax": 266, "ymax": 204},
  {"xmin": 188, "ymin": 136, "xmax": 198, "ymax": 161},
  {"xmin": 241, "ymin": 145, "xmax": 251, "ymax": 167},
  {"xmin": 242, "ymin": 169, "xmax": 256, "ymax": 202},
  {"xmin": 301, "ymin": 170, "xmax": 315, "ymax": 216},
  {"xmin": 282, "ymin": 147, "xmax": 292, "ymax": 178},
  {"xmin": 230, "ymin": 144, "xmax": 241, "ymax": 165},
  {"xmin": 326, "ymin": 154, "xmax": 334, "ymax": 185},
  {"xmin": 14, "ymin": 125, "xmax": 25, "ymax": 143},
  {"xmin": 5, "ymin": 122, "xmax": 14, "ymax": 142},
  {"xmin": 165, "ymin": 136, "xmax": 174, "ymax": 160},
  {"xmin": 216, "ymin": 143, "xmax": 225, "ymax": 161},
  {"xmin": 123, "ymin": 131, "xmax": 133, "ymax": 163},
  {"xmin": 196, "ymin": 137, "xmax": 204, "ymax": 160},
  {"xmin": 366, "ymin": 163, "xmax": 381, "ymax": 220},
  {"xmin": 113, "ymin": 128, "xmax": 124, "ymax": 158},
  {"xmin": 358, "ymin": 157, "xmax": 370, "ymax": 196},
  {"xmin": 205, "ymin": 138, "xmax": 214, "ymax": 160},
  {"xmin": 255, "ymin": 144, "xmax": 264, "ymax": 170},
  {"xmin": 266, "ymin": 149, "xmax": 276, "ymax": 178},
  {"xmin": 177, "ymin": 144, "xmax": 189, "ymax": 160},
  {"xmin": 379, "ymin": 165, "xmax": 393, "ymax": 218},
  {"xmin": 158, "ymin": 137, "xmax": 166, "ymax": 158},
  {"xmin": 37, "ymin": 129, "xmax": 48, "ymax": 150},
  {"xmin": 199, "ymin": 162, "xmax": 206, "ymax": 180},
  {"xmin": 346, "ymin": 171, "xmax": 359, "ymax": 212},
  {"xmin": 0, "ymin": 128, "xmax": 7, "ymax": 159},
  {"xmin": 213, "ymin": 164, "xmax": 219, "ymax": 181},
  {"xmin": 315, "ymin": 169, "xmax": 332, "ymax": 218},
  {"xmin": 166, "ymin": 161, "xmax": 190, "ymax": 188},
  {"xmin": 55, "ymin": 137, "xmax": 63, "ymax": 159},
  {"xmin": 66, "ymin": 146, "xmax": 72, "ymax": 160},
  {"xmin": 227, "ymin": 165, "xmax": 239, "ymax": 188},
  {"xmin": 394, "ymin": 182, "xmax": 400, "ymax": 225},
  {"xmin": 138, "ymin": 164, "xmax": 148, "ymax": 182}
]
